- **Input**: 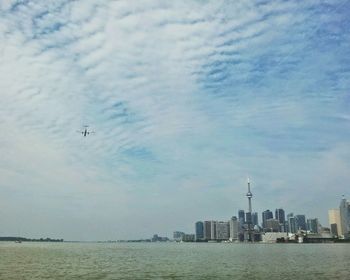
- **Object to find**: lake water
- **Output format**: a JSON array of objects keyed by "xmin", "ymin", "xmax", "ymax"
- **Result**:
[{"xmin": 0, "ymin": 242, "xmax": 349, "ymax": 279}]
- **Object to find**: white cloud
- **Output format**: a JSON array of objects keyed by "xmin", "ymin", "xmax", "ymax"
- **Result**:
[{"xmin": 0, "ymin": 0, "xmax": 349, "ymax": 239}]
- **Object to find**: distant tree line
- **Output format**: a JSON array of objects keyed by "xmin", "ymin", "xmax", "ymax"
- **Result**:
[{"xmin": 0, "ymin": 237, "xmax": 64, "ymax": 242}]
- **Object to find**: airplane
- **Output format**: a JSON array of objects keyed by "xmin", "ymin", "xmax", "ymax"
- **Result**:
[{"xmin": 77, "ymin": 125, "xmax": 95, "ymax": 137}]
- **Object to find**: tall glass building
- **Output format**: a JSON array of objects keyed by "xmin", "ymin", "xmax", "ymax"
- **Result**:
[
  {"xmin": 307, "ymin": 218, "xmax": 318, "ymax": 233},
  {"xmin": 287, "ymin": 213, "xmax": 296, "ymax": 233},
  {"xmin": 262, "ymin": 210, "xmax": 273, "ymax": 229},
  {"xmin": 195, "ymin": 221, "xmax": 204, "ymax": 241},
  {"xmin": 339, "ymin": 196, "xmax": 350, "ymax": 238},
  {"xmin": 238, "ymin": 210, "xmax": 245, "ymax": 229},
  {"xmin": 275, "ymin": 208, "xmax": 286, "ymax": 232},
  {"xmin": 252, "ymin": 212, "xmax": 259, "ymax": 227},
  {"xmin": 295, "ymin": 215, "xmax": 307, "ymax": 231}
]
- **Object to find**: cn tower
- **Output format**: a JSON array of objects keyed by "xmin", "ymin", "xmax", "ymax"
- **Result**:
[{"xmin": 246, "ymin": 178, "xmax": 253, "ymax": 242}]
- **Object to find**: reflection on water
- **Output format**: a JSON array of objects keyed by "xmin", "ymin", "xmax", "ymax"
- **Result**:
[{"xmin": 0, "ymin": 242, "xmax": 349, "ymax": 280}]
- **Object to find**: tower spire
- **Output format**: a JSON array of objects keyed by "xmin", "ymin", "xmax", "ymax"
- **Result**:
[{"xmin": 246, "ymin": 178, "xmax": 253, "ymax": 242}]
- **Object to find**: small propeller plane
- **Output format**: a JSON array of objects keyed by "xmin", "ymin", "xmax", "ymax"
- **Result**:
[{"xmin": 77, "ymin": 125, "xmax": 95, "ymax": 137}]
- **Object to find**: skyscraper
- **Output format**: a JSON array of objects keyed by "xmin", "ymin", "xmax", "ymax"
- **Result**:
[
  {"xmin": 266, "ymin": 218, "xmax": 280, "ymax": 232},
  {"xmin": 275, "ymin": 208, "xmax": 285, "ymax": 232},
  {"xmin": 252, "ymin": 212, "xmax": 259, "ymax": 227},
  {"xmin": 339, "ymin": 196, "xmax": 350, "ymax": 238},
  {"xmin": 238, "ymin": 210, "xmax": 245, "ymax": 228},
  {"xmin": 328, "ymin": 209, "xmax": 342, "ymax": 237},
  {"xmin": 295, "ymin": 215, "xmax": 307, "ymax": 231},
  {"xmin": 195, "ymin": 221, "xmax": 204, "ymax": 241},
  {"xmin": 287, "ymin": 213, "xmax": 296, "ymax": 233},
  {"xmin": 275, "ymin": 208, "xmax": 285, "ymax": 224},
  {"xmin": 216, "ymin": 221, "xmax": 230, "ymax": 240},
  {"xmin": 262, "ymin": 210, "xmax": 273, "ymax": 229},
  {"xmin": 229, "ymin": 216, "xmax": 239, "ymax": 241},
  {"xmin": 203, "ymin": 221, "xmax": 211, "ymax": 240},
  {"xmin": 330, "ymin": 224, "xmax": 338, "ymax": 236},
  {"xmin": 307, "ymin": 218, "xmax": 318, "ymax": 233},
  {"xmin": 210, "ymin": 221, "xmax": 217, "ymax": 240}
]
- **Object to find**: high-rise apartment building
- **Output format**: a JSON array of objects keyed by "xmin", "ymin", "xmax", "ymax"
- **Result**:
[
  {"xmin": 195, "ymin": 221, "xmax": 204, "ymax": 241},
  {"xmin": 210, "ymin": 221, "xmax": 217, "ymax": 240},
  {"xmin": 203, "ymin": 221, "xmax": 212, "ymax": 240},
  {"xmin": 216, "ymin": 221, "xmax": 230, "ymax": 240},
  {"xmin": 229, "ymin": 216, "xmax": 239, "ymax": 241}
]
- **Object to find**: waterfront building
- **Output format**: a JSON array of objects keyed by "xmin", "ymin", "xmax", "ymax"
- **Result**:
[
  {"xmin": 339, "ymin": 196, "xmax": 350, "ymax": 238},
  {"xmin": 238, "ymin": 210, "xmax": 245, "ymax": 229},
  {"xmin": 330, "ymin": 224, "xmax": 338, "ymax": 237},
  {"xmin": 182, "ymin": 234, "xmax": 195, "ymax": 242},
  {"xmin": 295, "ymin": 215, "xmax": 307, "ymax": 231},
  {"xmin": 262, "ymin": 210, "xmax": 273, "ymax": 229},
  {"xmin": 229, "ymin": 216, "xmax": 239, "ymax": 241},
  {"xmin": 262, "ymin": 232, "xmax": 288, "ymax": 243},
  {"xmin": 287, "ymin": 213, "xmax": 297, "ymax": 234},
  {"xmin": 252, "ymin": 212, "xmax": 259, "ymax": 227},
  {"xmin": 195, "ymin": 221, "xmax": 204, "ymax": 241},
  {"xmin": 275, "ymin": 208, "xmax": 286, "ymax": 232},
  {"xmin": 173, "ymin": 231, "xmax": 185, "ymax": 241},
  {"xmin": 203, "ymin": 221, "xmax": 212, "ymax": 240},
  {"xmin": 152, "ymin": 234, "xmax": 169, "ymax": 242},
  {"xmin": 210, "ymin": 221, "xmax": 217, "ymax": 240},
  {"xmin": 319, "ymin": 227, "xmax": 332, "ymax": 238},
  {"xmin": 307, "ymin": 218, "xmax": 318, "ymax": 233},
  {"xmin": 328, "ymin": 209, "xmax": 342, "ymax": 237},
  {"xmin": 265, "ymin": 218, "xmax": 280, "ymax": 232},
  {"xmin": 216, "ymin": 221, "xmax": 230, "ymax": 240}
]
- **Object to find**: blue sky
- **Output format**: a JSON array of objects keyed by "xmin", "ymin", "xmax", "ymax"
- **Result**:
[{"xmin": 0, "ymin": 0, "xmax": 350, "ymax": 240}]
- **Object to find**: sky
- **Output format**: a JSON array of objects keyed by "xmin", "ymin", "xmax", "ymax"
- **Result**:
[{"xmin": 0, "ymin": 0, "xmax": 350, "ymax": 241}]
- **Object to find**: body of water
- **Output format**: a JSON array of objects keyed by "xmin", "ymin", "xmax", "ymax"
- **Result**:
[{"xmin": 0, "ymin": 242, "xmax": 349, "ymax": 279}]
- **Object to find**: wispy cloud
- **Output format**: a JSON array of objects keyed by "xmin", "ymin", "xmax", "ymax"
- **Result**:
[{"xmin": 0, "ymin": 0, "xmax": 349, "ymax": 240}]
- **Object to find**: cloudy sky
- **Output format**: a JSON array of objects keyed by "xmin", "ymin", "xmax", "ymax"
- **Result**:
[{"xmin": 0, "ymin": 0, "xmax": 349, "ymax": 241}]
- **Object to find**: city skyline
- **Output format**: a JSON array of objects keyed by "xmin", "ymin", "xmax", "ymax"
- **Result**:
[
  {"xmin": 190, "ymin": 191, "xmax": 348, "ymax": 240},
  {"xmin": 1, "ymin": 0, "xmax": 350, "ymax": 241},
  {"xmin": 190, "ymin": 193, "xmax": 349, "ymax": 243}
]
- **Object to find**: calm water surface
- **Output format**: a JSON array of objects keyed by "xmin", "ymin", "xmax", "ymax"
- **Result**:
[{"xmin": 0, "ymin": 242, "xmax": 349, "ymax": 279}]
